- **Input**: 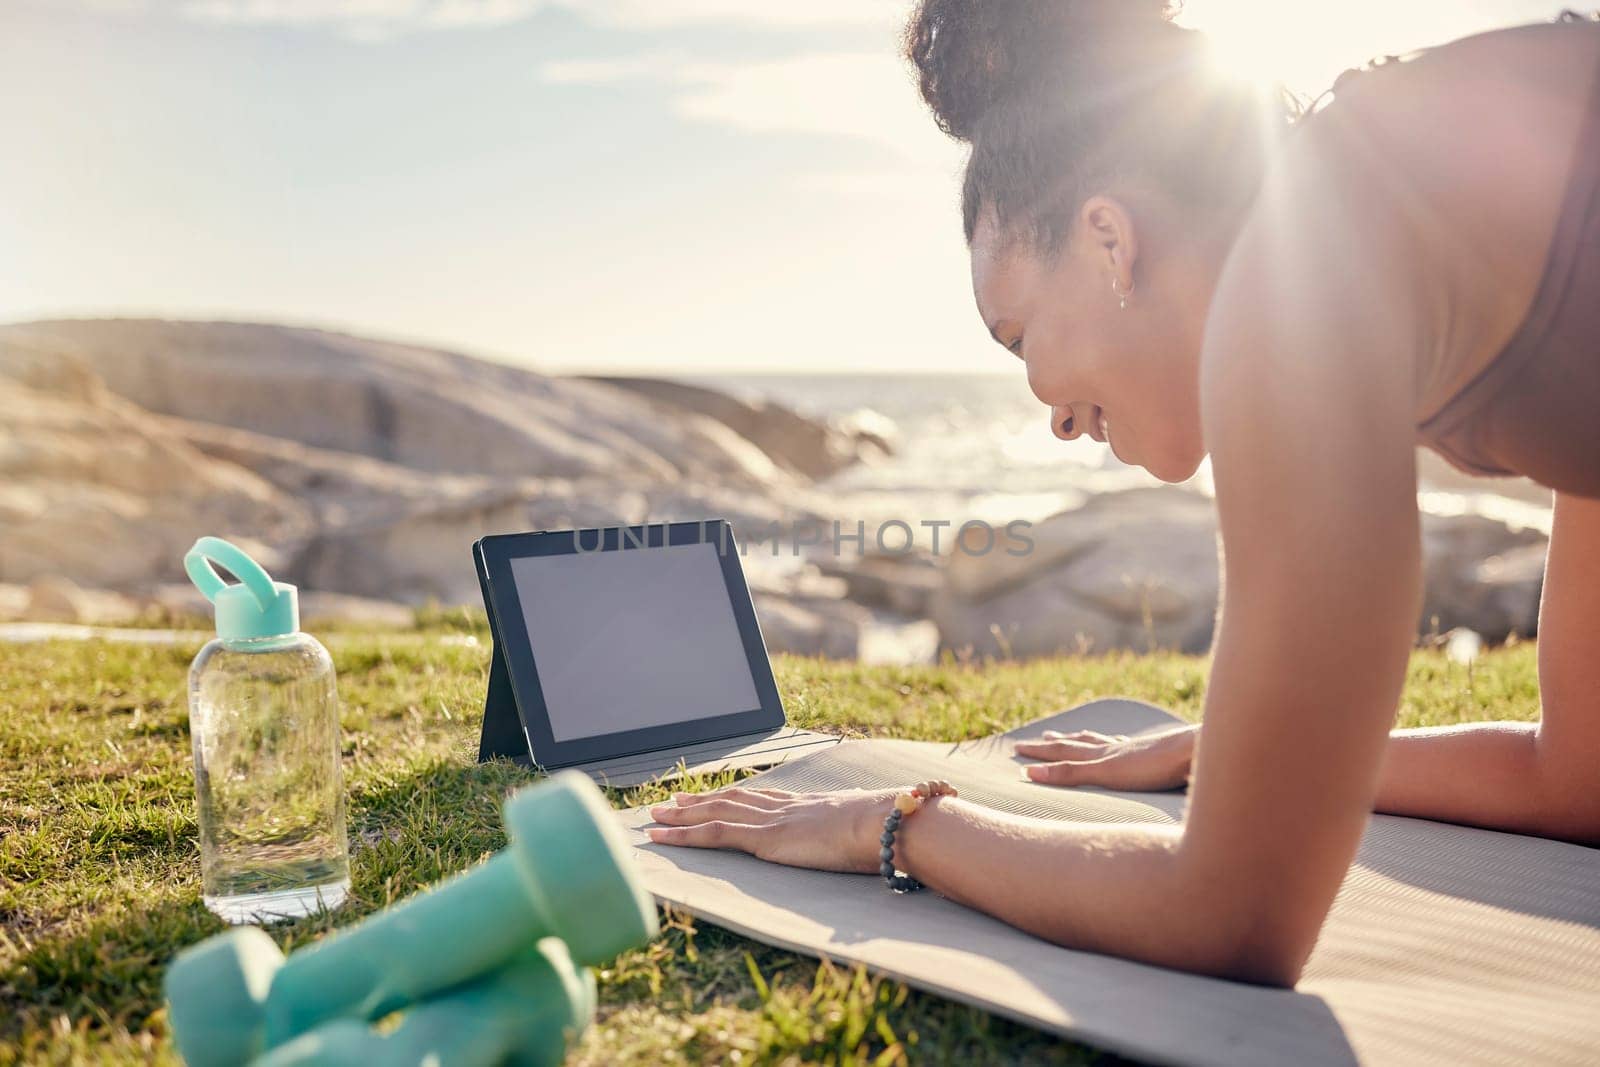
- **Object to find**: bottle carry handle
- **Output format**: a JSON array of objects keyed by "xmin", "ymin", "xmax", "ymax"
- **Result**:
[{"xmin": 184, "ymin": 537, "xmax": 279, "ymax": 612}]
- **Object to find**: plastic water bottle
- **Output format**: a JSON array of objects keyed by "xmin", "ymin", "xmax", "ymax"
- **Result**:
[{"xmin": 183, "ymin": 537, "xmax": 350, "ymax": 923}]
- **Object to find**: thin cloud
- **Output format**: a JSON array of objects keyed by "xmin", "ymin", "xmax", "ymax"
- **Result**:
[
  {"xmin": 174, "ymin": 0, "xmax": 902, "ymax": 35},
  {"xmin": 594, "ymin": 0, "xmax": 902, "ymax": 29},
  {"xmin": 179, "ymin": 0, "xmax": 539, "ymax": 33},
  {"xmin": 540, "ymin": 53, "xmax": 684, "ymax": 84},
  {"xmin": 539, "ymin": 50, "xmax": 960, "ymax": 182}
]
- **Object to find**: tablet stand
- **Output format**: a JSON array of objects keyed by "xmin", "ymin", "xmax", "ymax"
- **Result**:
[{"xmin": 477, "ymin": 636, "xmax": 534, "ymax": 765}]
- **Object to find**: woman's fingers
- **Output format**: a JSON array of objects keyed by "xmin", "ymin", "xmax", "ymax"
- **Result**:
[
  {"xmin": 1041, "ymin": 729, "xmax": 1127, "ymax": 743},
  {"xmin": 647, "ymin": 820, "xmax": 766, "ymax": 851},
  {"xmin": 671, "ymin": 786, "xmax": 791, "ymax": 810},
  {"xmin": 1024, "ymin": 750, "xmax": 1186, "ymax": 791},
  {"xmin": 650, "ymin": 798, "xmax": 776, "ymax": 825},
  {"xmin": 1022, "ymin": 758, "xmax": 1117, "ymax": 786},
  {"xmin": 1012, "ymin": 738, "xmax": 1110, "ymax": 760}
]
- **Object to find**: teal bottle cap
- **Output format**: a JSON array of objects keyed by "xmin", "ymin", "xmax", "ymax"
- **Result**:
[{"xmin": 184, "ymin": 536, "xmax": 299, "ymax": 643}]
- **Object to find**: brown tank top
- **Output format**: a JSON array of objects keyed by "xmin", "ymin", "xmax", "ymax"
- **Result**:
[{"xmin": 1415, "ymin": 50, "xmax": 1600, "ymax": 499}]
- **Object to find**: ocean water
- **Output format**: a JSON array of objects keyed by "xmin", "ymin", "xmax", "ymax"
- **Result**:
[
  {"xmin": 695, "ymin": 372, "xmax": 1188, "ymax": 530},
  {"xmin": 696, "ymin": 372, "xmax": 1553, "ymax": 534}
]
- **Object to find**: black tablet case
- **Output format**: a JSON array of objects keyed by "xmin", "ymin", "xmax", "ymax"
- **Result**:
[{"xmin": 474, "ymin": 540, "xmax": 537, "ymax": 765}]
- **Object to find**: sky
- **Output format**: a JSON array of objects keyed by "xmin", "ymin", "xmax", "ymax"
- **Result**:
[{"xmin": 0, "ymin": 0, "xmax": 1570, "ymax": 373}]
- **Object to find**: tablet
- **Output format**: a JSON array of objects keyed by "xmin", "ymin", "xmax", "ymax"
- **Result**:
[{"xmin": 474, "ymin": 520, "xmax": 787, "ymax": 770}]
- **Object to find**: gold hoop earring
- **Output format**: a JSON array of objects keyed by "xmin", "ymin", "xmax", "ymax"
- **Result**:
[{"xmin": 1111, "ymin": 277, "xmax": 1135, "ymax": 310}]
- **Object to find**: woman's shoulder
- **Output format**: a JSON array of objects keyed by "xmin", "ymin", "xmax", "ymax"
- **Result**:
[
  {"xmin": 1279, "ymin": 23, "xmax": 1591, "ymax": 212},
  {"xmin": 1216, "ymin": 20, "xmax": 1600, "ymax": 409},
  {"xmin": 1277, "ymin": 20, "xmax": 1598, "ymax": 275}
]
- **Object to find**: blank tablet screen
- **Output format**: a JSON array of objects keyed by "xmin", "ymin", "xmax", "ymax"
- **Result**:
[{"xmin": 509, "ymin": 541, "xmax": 763, "ymax": 742}]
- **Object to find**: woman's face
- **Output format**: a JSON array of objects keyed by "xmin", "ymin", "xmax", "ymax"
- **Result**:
[{"xmin": 969, "ymin": 197, "xmax": 1211, "ymax": 484}]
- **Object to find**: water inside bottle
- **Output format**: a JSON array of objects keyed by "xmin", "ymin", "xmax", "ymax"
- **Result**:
[{"xmin": 190, "ymin": 635, "xmax": 350, "ymax": 923}]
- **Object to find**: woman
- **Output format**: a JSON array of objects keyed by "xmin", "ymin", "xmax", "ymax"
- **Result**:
[{"xmin": 649, "ymin": 1, "xmax": 1600, "ymax": 986}]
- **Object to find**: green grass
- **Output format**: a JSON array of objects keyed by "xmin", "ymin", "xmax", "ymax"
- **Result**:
[{"xmin": 0, "ymin": 624, "xmax": 1541, "ymax": 1066}]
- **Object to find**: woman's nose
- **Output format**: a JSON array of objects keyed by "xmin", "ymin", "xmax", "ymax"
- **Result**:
[{"xmin": 1051, "ymin": 404, "xmax": 1083, "ymax": 441}]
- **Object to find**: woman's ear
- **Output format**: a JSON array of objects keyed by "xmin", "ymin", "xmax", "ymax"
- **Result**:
[{"xmin": 1080, "ymin": 195, "xmax": 1139, "ymax": 289}]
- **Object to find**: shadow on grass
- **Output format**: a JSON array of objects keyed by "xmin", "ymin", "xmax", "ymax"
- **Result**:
[
  {"xmin": 1, "ymin": 758, "xmax": 534, "ymax": 1052},
  {"xmin": 2, "ymin": 894, "xmax": 204, "ymax": 1046}
]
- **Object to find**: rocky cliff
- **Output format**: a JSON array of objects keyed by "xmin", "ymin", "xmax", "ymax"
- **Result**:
[{"xmin": 0, "ymin": 319, "xmax": 876, "ymax": 652}]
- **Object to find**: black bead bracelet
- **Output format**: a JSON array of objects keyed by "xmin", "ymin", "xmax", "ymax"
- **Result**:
[
  {"xmin": 879, "ymin": 781, "xmax": 957, "ymax": 893},
  {"xmin": 879, "ymin": 805, "xmax": 923, "ymax": 893}
]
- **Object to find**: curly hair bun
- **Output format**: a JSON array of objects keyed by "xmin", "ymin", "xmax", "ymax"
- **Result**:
[{"xmin": 904, "ymin": 0, "xmax": 1181, "ymax": 141}]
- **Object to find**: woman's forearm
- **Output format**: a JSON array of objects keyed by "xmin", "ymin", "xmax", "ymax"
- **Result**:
[
  {"xmin": 925, "ymin": 717, "xmax": 1584, "ymax": 975},
  {"xmin": 1373, "ymin": 722, "xmax": 1593, "ymax": 842},
  {"xmin": 890, "ymin": 797, "xmax": 1275, "ymax": 981}
]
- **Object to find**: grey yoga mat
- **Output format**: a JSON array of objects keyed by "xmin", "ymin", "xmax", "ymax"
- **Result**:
[{"xmin": 620, "ymin": 699, "xmax": 1600, "ymax": 1067}]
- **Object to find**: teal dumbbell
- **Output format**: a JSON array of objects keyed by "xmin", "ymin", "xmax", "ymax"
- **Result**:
[
  {"xmin": 253, "ymin": 938, "xmax": 595, "ymax": 1067},
  {"xmin": 165, "ymin": 926, "xmax": 285, "ymax": 1065},
  {"xmin": 164, "ymin": 771, "xmax": 657, "ymax": 1066}
]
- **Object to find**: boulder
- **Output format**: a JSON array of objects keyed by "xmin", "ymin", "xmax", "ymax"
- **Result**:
[
  {"xmin": 1419, "ymin": 517, "xmax": 1545, "ymax": 641},
  {"xmin": 22, "ymin": 575, "xmax": 141, "ymax": 624},
  {"xmin": 295, "ymin": 488, "xmax": 576, "ymax": 605},
  {"xmin": 22, "ymin": 575, "xmax": 94, "ymax": 623},
  {"xmin": 160, "ymin": 415, "xmax": 500, "ymax": 529},
  {"xmin": 291, "ymin": 478, "xmax": 813, "ymax": 607},
  {"xmin": 0, "ymin": 322, "xmax": 845, "ymax": 619},
  {"xmin": 0, "ymin": 584, "xmax": 27, "ymax": 621},
  {"xmin": 0, "ymin": 365, "xmax": 309, "ymax": 589},
  {"xmin": 815, "ymin": 551, "xmax": 942, "ymax": 617},
  {"xmin": 0, "ymin": 320, "xmax": 799, "ymax": 489},
  {"xmin": 932, "ymin": 488, "xmax": 1219, "ymax": 658},
  {"xmin": 751, "ymin": 593, "xmax": 866, "ymax": 659},
  {"xmin": 931, "ymin": 488, "xmax": 1550, "ymax": 658},
  {"xmin": 148, "ymin": 583, "xmax": 415, "ymax": 630},
  {"xmin": 585, "ymin": 376, "xmax": 892, "ymax": 481},
  {"xmin": 298, "ymin": 591, "xmax": 417, "ymax": 629}
]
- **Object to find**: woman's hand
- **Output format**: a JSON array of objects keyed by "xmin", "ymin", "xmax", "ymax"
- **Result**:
[
  {"xmin": 1013, "ymin": 724, "xmax": 1197, "ymax": 791},
  {"xmin": 647, "ymin": 785, "xmax": 901, "ymax": 873}
]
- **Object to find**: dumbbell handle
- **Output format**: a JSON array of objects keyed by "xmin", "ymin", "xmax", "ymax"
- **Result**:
[
  {"xmin": 255, "ymin": 940, "xmax": 593, "ymax": 1067},
  {"xmin": 265, "ymin": 850, "xmax": 548, "ymax": 1045}
]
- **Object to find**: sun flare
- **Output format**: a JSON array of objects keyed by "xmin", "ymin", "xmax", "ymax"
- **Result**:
[
  {"xmin": 1192, "ymin": 15, "xmax": 1297, "ymax": 90},
  {"xmin": 1176, "ymin": 0, "xmax": 1453, "ymax": 98},
  {"xmin": 1177, "ymin": 0, "xmax": 1337, "ymax": 95}
]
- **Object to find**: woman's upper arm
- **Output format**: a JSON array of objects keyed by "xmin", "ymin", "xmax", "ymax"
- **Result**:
[{"xmin": 1179, "ymin": 148, "xmax": 1429, "ymax": 983}]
